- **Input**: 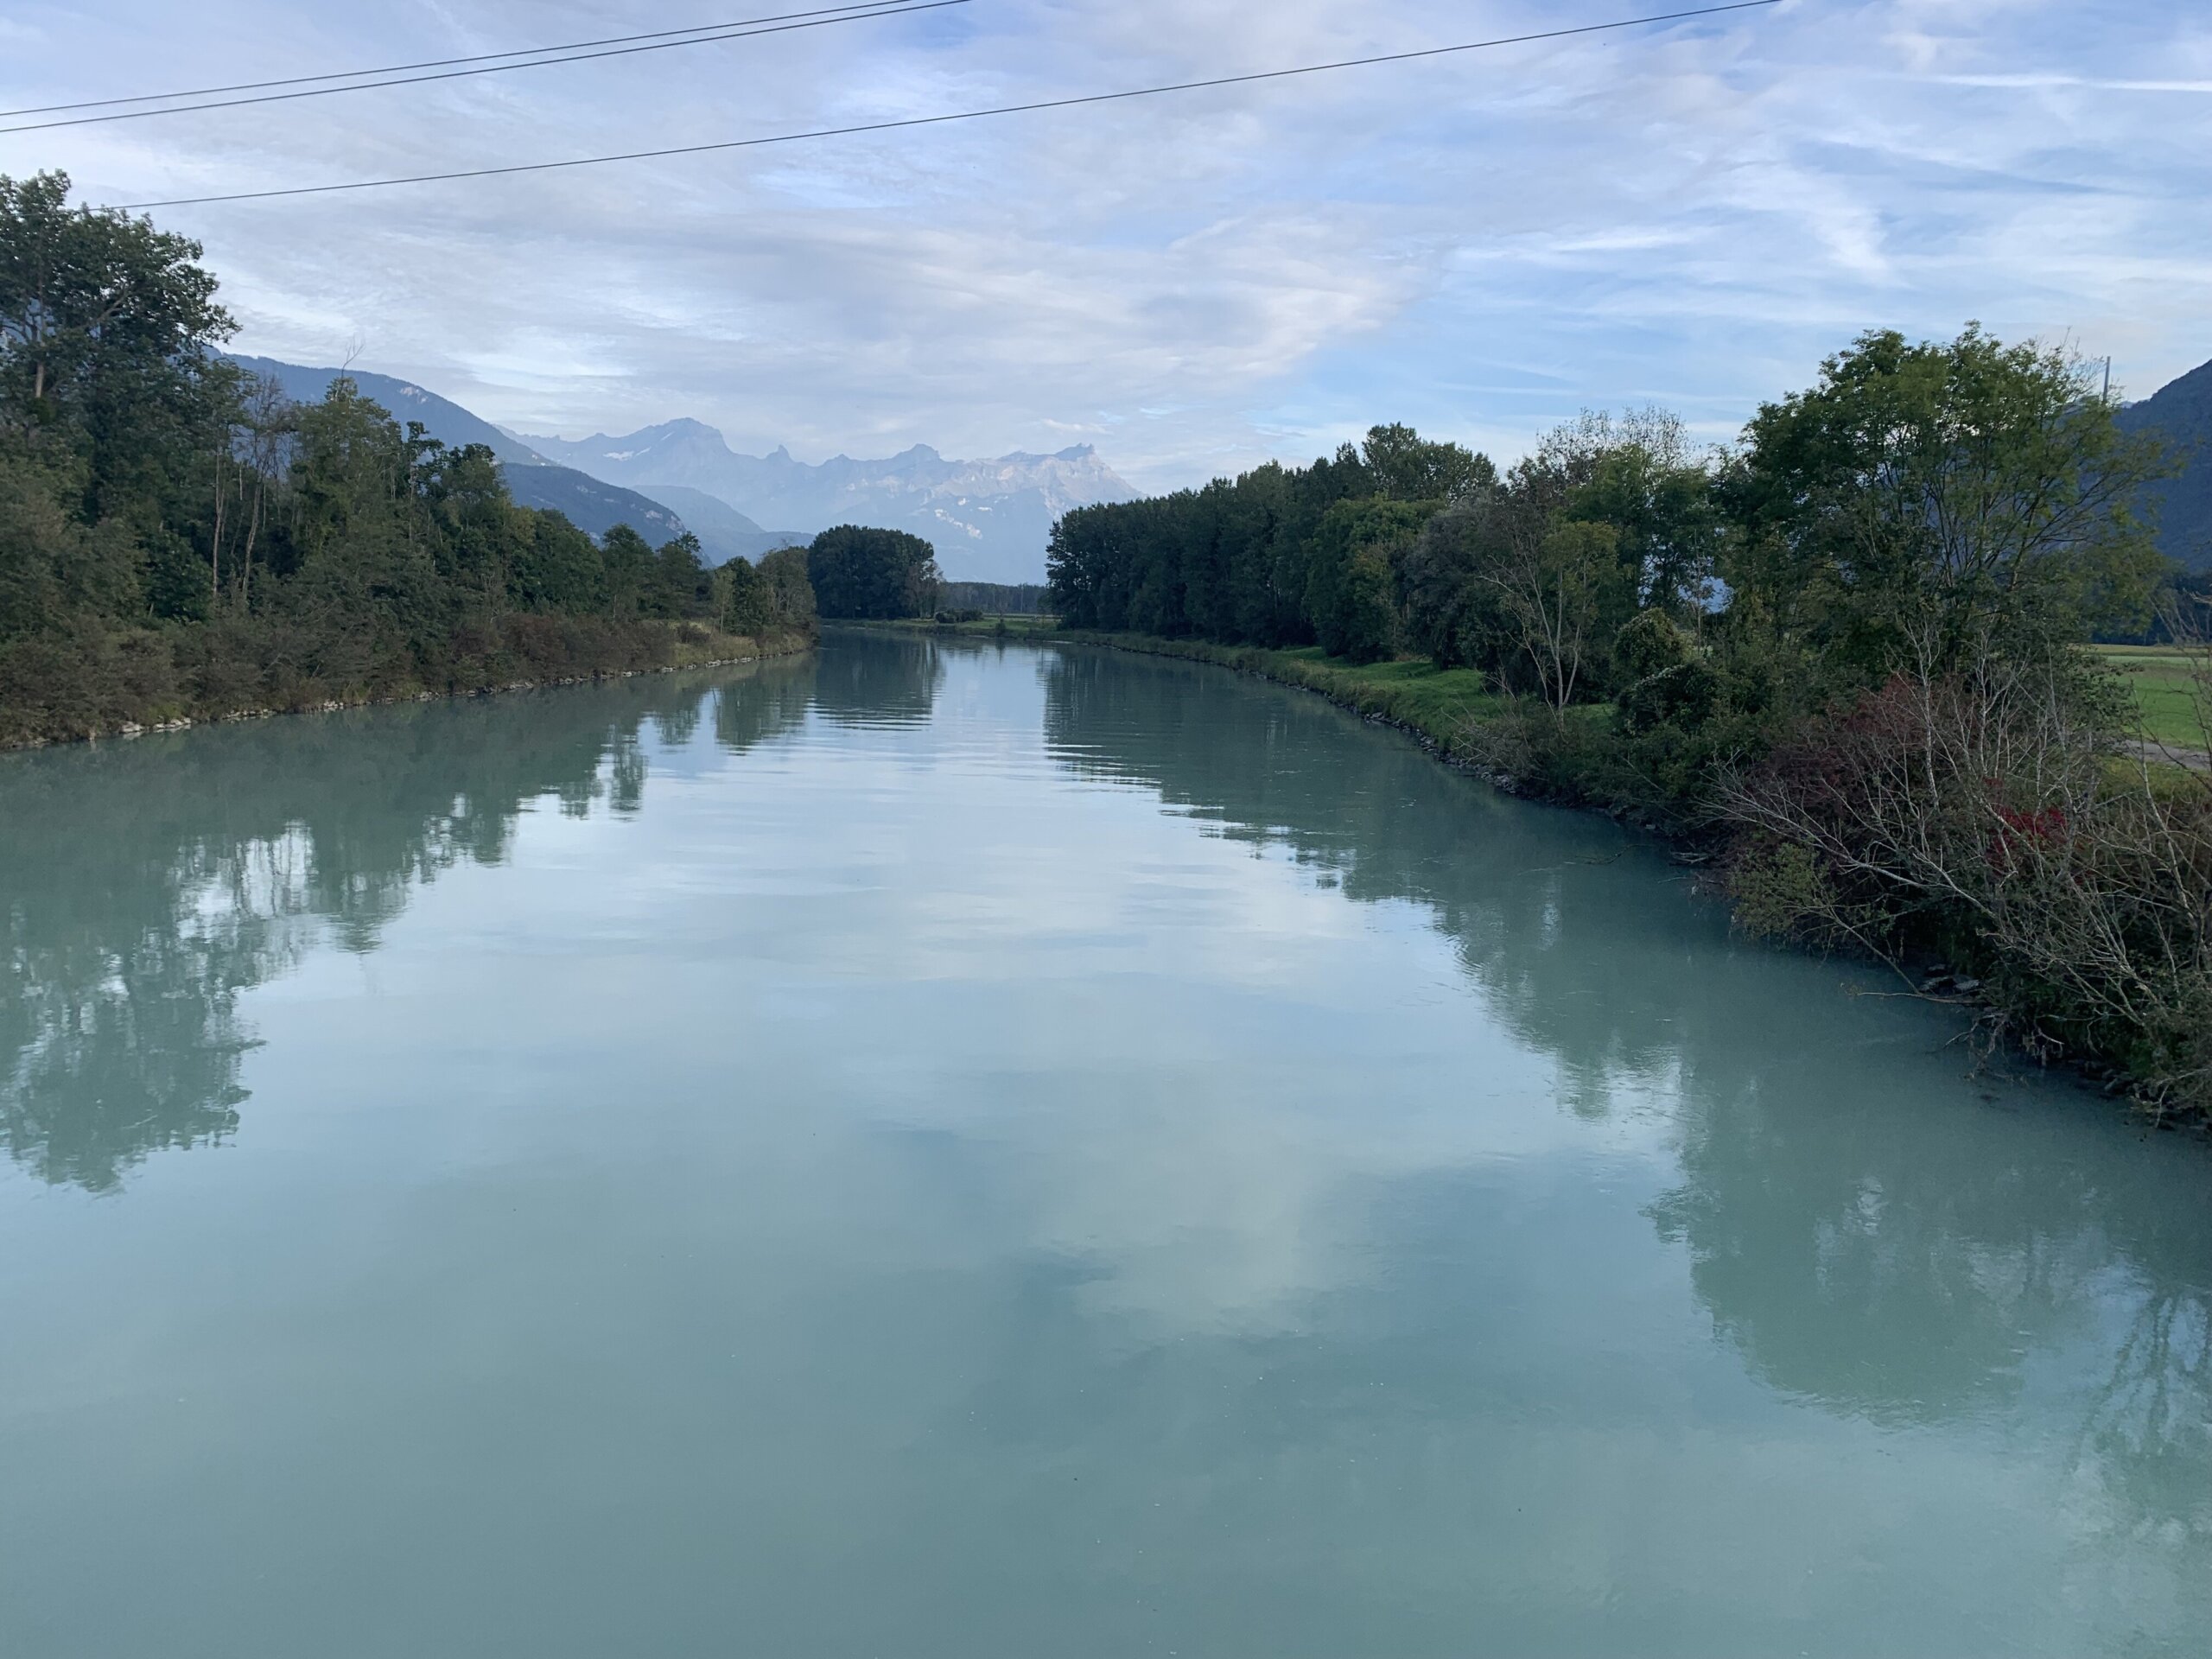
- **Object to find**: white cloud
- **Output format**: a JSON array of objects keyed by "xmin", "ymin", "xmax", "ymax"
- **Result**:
[{"xmin": 1, "ymin": 0, "xmax": 2205, "ymax": 488}]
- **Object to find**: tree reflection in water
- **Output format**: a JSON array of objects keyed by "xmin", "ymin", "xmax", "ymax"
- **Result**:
[
  {"xmin": 1040, "ymin": 644, "xmax": 2212, "ymax": 1548},
  {"xmin": 4, "ymin": 638, "xmax": 2201, "ymax": 1556},
  {"xmin": 811, "ymin": 628, "xmax": 948, "ymax": 729},
  {"xmin": 0, "ymin": 658, "xmax": 821, "ymax": 1192}
]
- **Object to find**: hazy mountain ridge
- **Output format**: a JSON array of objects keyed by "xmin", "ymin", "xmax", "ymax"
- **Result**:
[
  {"xmin": 2120, "ymin": 356, "xmax": 2212, "ymax": 571},
  {"xmin": 225, "ymin": 348, "xmax": 2205, "ymax": 581},
  {"xmin": 516, "ymin": 420, "xmax": 1140, "ymax": 584},
  {"xmin": 221, "ymin": 355, "xmax": 1135, "ymax": 579},
  {"xmin": 637, "ymin": 484, "xmax": 810, "ymax": 564},
  {"xmin": 226, "ymin": 357, "xmax": 687, "ymax": 546}
]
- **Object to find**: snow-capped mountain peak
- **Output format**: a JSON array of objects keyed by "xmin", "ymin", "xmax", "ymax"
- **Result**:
[{"xmin": 515, "ymin": 420, "xmax": 1137, "ymax": 582}]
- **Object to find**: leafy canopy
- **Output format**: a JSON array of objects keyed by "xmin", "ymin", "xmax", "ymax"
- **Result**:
[{"xmin": 808, "ymin": 525, "xmax": 943, "ymax": 620}]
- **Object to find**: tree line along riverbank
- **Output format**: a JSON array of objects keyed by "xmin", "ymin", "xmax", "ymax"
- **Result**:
[
  {"xmin": 0, "ymin": 170, "xmax": 822, "ymax": 750},
  {"xmin": 881, "ymin": 614, "xmax": 2212, "ymax": 1127},
  {"xmin": 899, "ymin": 618, "xmax": 2208, "ymax": 764},
  {"xmin": 934, "ymin": 331, "xmax": 2212, "ymax": 1123}
]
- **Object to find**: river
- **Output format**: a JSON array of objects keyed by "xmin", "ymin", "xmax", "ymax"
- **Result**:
[{"xmin": 3, "ymin": 632, "xmax": 2208, "ymax": 1656}]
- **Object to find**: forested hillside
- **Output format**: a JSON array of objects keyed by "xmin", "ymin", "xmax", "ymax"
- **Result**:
[
  {"xmin": 1051, "ymin": 328, "xmax": 2212, "ymax": 1118},
  {"xmin": 227, "ymin": 354, "xmax": 697, "ymax": 548},
  {"xmin": 2120, "ymin": 355, "xmax": 2212, "ymax": 571},
  {"xmin": 0, "ymin": 172, "xmax": 816, "ymax": 747}
]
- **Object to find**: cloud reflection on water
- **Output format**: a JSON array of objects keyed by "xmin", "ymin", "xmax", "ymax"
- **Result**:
[{"xmin": 2, "ymin": 632, "xmax": 2205, "ymax": 1605}]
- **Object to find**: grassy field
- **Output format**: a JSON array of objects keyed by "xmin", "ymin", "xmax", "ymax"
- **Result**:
[
  {"xmin": 2096, "ymin": 646, "xmax": 2210, "ymax": 752},
  {"xmin": 1248, "ymin": 646, "xmax": 1506, "ymax": 746}
]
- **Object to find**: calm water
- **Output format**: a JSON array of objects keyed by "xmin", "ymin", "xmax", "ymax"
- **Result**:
[{"xmin": 3, "ymin": 634, "xmax": 2209, "ymax": 1656}]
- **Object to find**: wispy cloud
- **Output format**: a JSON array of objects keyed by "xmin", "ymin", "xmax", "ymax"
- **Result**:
[
  {"xmin": 1, "ymin": 1, "xmax": 2205, "ymax": 490},
  {"xmin": 1932, "ymin": 74, "xmax": 2212, "ymax": 92}
]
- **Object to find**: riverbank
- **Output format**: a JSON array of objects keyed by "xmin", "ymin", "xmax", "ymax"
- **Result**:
[
  {"xmin": 856, "ymin": 617, "xmax": 2211, "ymax": 1128},
  {"xmin": 859, "ymin": 618, "xmax": 2212, "ymax": 771},
  {"xmin": 867, "ymin": 614, "xmax": 2212, "ymax": 804},
  {"xmin": 0, "ymin": 621, "xmax": 815, "ymax": 753},
  {"xmin": 850, "ymin": 619, "xmax": 1649, "ymax": 817}
]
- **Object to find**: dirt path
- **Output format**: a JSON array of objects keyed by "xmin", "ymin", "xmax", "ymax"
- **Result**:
[{"xmin": 2124, "ymin": 740, "xmax": 2212, "ymax": 774}]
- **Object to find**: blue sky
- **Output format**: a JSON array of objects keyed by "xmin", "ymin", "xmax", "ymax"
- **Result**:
[{"xmin": 3, "ymin": 1, "xmax": 2207, "ymax": 489}]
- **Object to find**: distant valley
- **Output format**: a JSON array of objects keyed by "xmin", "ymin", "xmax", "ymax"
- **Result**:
[{"xmin": 226, "ymin": 356, "xmax": 1136, "ymax": 580}]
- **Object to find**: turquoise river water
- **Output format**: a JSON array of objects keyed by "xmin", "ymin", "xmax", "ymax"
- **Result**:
[{"xmin": 2, "ymin": 632, "xmax": 2208, "ymax": 1656}]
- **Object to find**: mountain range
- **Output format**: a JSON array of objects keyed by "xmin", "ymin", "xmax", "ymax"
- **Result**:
[
  {"xmin": 225, "ymin": 355, "xmax": 1136, "ymax": 579},
  {"xmin": 2120, "ymin": 356, "xmax": 2212, "ymax": 572},
  {"xmin": 512, "ymin": 420, "xmax": 1138, "ymax": 585},
  {"xmin": 231, "ymin": 348, "xmax": 2203, "ymax": 581}
]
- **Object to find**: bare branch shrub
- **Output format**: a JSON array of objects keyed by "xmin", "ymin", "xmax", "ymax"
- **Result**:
[{"xmin": 1720, "ymin": 654, "xmax": 2212, "ymax": 1116}]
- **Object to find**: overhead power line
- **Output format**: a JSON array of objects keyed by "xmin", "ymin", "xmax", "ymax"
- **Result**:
[
  {"xmin": 0, "ymin": 2, "xmax": 965, "ymax": 135},
  {"xmin": 0, "ymin": 3, "xmax": 924, "ymax": 118},
  {"xmin": 111, "ymin": 2, "xmax": 1784, "ymax": 212}
]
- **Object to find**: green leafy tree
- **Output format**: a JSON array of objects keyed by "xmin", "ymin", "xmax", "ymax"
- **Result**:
[
  {"xmin": 0, "ymin": 435, "xmax": 137, "ymax": 639},
  {"xmin": 598, "ymin": 524, "xmax": 658, "ymax": 618},
  {"xmin": 758, "ymin": 546, "xmax": 817, "ymax": 633},
  {"xmin": 1491, "ymin": 518, "xmax": 1633, "ymax": 714},
  {"xmin": 512, "ymin": 512, "xmax": 606, "ymax": 614},
  {"xmin": 1048, "ymin": 442, "xmax": 1384, "ymax": 644},
  {"xmin": 1611, "ymin": 607, "xmax": 1719, "ymax": 734},
  {"xmin": 1361, "ymin": 423, "xmax": 1496, "ymax": 505},
  {"xmin": 715, "ymin": 547, "xmax": 817, "ymax": 639},
  {"xmin": 1725, "ymin": 326, "xmax": 2167, "ymax": 690},
  {"xmin": 1392, "ymin": 430, "xmax": 1652, "ymax": 696},
  {"xmin": 0, "ymin": 170, "xmax": 230, "ymax": 433},
  {"xmin": 1306, "ymin": 498, "xmax": 1429, "ymax": 663},
  {"xmin": 0, "ymin": 175, "xmax": 821, "ymax": 743},
  {"xmin": 1393, "ymin": 499, "xmax": 1522, "ymax": 672},
  {"xmin": 642, "ymin": 532, "xmax": 711, "ymax": 620},
  {"xmin": 720, "ymin": 554, "xmax": 775, "ymax": 636},
  {"xmin": 1565, "ymin": 438, "xmax": 1721, "ymax": 615},
  {"xmin": 1, "ymin": 171, "xmax": 238, "ymax": 620},
  {"xmin": 417, "ymin": 441, "xmax": 526, "ymax": 612},
  {"xmin": 1046, "ymin": 504, "xmax": 1118, "ymax": 631},
  {"xmin": 277, "ymin": 382, "xmax": 444, "ymax": 658},
  {"xmin": 807, "ymin": 526, "xmax": 941, "ymax": 619}
]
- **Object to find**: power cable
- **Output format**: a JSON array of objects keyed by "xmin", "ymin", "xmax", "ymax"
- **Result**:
[
  {"xmin": 0, "ymin": 2, "xmax": 923, "ymax": 118},
  {"xmin": 0, "ymin": 2, "xmax": 964, "ymax": 134},
  {"xmin": 111, "ymin": 2, "xmax": 1784, "ymax": 212}
]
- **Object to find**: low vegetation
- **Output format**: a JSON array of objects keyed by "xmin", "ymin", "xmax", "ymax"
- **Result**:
[{"xmin": 2095, "ymin": 646, "xmax": 2211, "ymax": 753}]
